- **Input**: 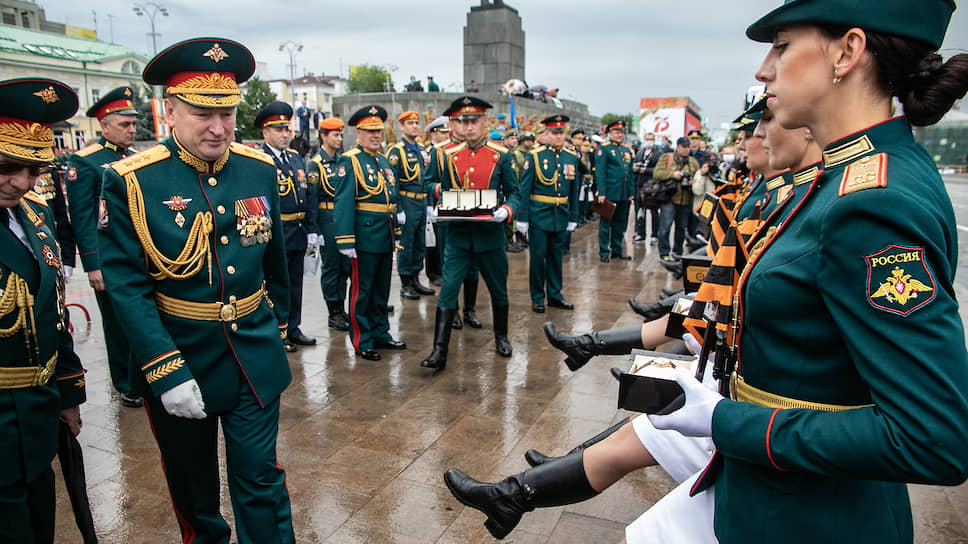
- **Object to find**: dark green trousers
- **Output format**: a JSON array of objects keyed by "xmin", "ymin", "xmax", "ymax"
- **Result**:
[
  {"xmin": 598, "ymin": 200, "xmax": 631, "ymax": 257},
  {"xmin": 143, "ymin": 379, "xmax": 293, "ymax": 544},
  {"xmin": 0, "ymin": 467, "xmax": 54, "ymax": 543},
  {"xmin": 529, "ymin": 227, "xmax": 566, "ymax": 304},
  {"xmin": 438, "ymin": 245, "xmax": 507, "ymax": 309},
  {"xmin": 95, "ymin": 289, "xmax": 133, "ymax": 394},
  {"xmin": 348, "ymin": 250, "xmax": 392, "ymax": 352},
  {"xmin": 318, "ymin": 217, "xmax": 350, "ymax": 303},
  {"xmin": 397, "ymin": 198, "xmax": 427, "ymax": 276},
  {"xmin": 438, "ymin": 223, "xmax": 479, "ymax": 283}
]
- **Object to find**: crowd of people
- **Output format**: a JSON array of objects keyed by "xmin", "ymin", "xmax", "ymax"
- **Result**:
[{"xmin": 2, "ymin": 0, "xmax": 967, "ymax": 542}]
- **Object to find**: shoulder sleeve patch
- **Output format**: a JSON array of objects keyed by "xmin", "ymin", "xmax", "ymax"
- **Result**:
[
  {"xmin": 866, "ymin": 244, "xmax": 935, "ymax": 316},
  {"xmin": 840, "ymin": 153, "xmax": 887, "ymax": 197},
  {"xmin": 229, "ymin": 142, "xmax": 274, "ymax": 165},
  {"xmin": 74, "ymin": 143, "xmax": 104, "ymax": 158},
  {"xmin": 110, "ymin": 144, "xmax": 171, "ymax": 176}
]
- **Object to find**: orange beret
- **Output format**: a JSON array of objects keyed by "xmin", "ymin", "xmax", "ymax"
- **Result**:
[
  {"xmin": 319, "ymin": 117, "xmax": 344, "ymax": 131},
  {"xmin": 398, "ymin": 111, "xmax": 420, "ymax": 123}
]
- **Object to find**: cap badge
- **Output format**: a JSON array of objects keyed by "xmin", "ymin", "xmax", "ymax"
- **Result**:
[
  {"xmin": 124, "ymin": 88, "xmax": 132, "ymax": 96},
  {"xmin": 203, "ymin": 43, "xmax": 229, "ymax": 63},
  {"xmin": 368, "ymin": 106, "xmax": 378, "ymax": 115},
  {"xmin": 462, "ymin": 98, "xmax": 471, "ymax": 105},
  {"xmin": 33, "ymin": 86, "xmax": 59, "ymax": 103}
]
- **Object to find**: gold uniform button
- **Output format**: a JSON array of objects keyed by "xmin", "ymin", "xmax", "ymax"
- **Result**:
[
  {"xmin": 217, "ymin": 205, "xmax": 226, "ymax": 214},
  {"xmin": 220, "ymin": 235, "xmax": 229, "ymax": 245},
  {"xmin": 469, "ymin": 167, "xmax": 475, "ymax": 173},
  {"xmin": 230, "ymin": 323, "xmax": 238, "ymax": 332},
  {"xmin": 56, "ymin": 323, "xmax": 64, "ymax": 332},
  {"xmin": 229, "ymin": 295, "xmax": 237, "ymax": 303},
  {"xmin": 226, "ymin": 265, "xmax": 236, "ymax": 275},
  {"xmin": 208, "ymin": 177, "xmax": 218, "ymax": 187}
]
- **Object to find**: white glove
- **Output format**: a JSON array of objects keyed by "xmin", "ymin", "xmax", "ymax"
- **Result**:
[
  {"xmin": 161, "ymin": 378, "xmax": 207, "ymax": 419},
  {"xmin": 516, "ymin": 221, "xmax": 529, "ymax": 235},
  {"xmin": 339, "ymin": 248, "xmax": 358, "ymax": 259},
  {"xmin": 426, "ymin": 206, "xmax": 437, "ymax": 224},
  {"xmin": 63, "ymin": 265, "xmax": 74, "ymax": 281},
  {"xmin": 490, "ymin": 207, "xmax": 509, "ymax": 223},
  {"xmin": 396, "ymin": 211, "xmax": 406, "ymax": 225},
  {"xmin": 307, "ymin": 233, "xmax": 319, "ymax": 246},
  {"xmin": 648, "ymin": 367, "xmax": 723, "ymax": 437},
  {"xmin": 566, "ymin": 221, "xmax": 577, "ymax": 232},
  {"xmin": 317, "ymin": 235, "xmax": 325, "ymax": 247}
]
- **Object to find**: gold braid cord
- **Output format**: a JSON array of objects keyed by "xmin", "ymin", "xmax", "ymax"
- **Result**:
[
  {"xmin": 532, "ymin": 150, "xmax": 559, "ymax": 187},
  {"xmin": 350, "ymin": 155, "xmax": 387, "ymax": 198},
  {"xmin": 125, "ymin": 172, "xmax": 214, "ymax": 284},
  {"xmin": 0, "ymin": 272, "xmax": 40, "ymax": 364},
  {"xmin": 396, "ymin": 145, "xmax": 421, "ymax": 182}
]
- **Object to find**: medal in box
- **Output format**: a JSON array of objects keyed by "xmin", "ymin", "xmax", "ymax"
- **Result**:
[
  {"xmin": 437, "ymin": 189, "xmax": 499, "ymax": 221},
  {"xmin": 617, "ymin": 350, "xmax": 698, "ymax": 414}
]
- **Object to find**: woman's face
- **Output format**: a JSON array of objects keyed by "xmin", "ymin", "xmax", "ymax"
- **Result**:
[
  {"xmin": 761, "ymin": 110, "xmax": 811, "ymax": 171},
  {"xmin": 747, "ymin": 121, "xmax": 771, "ymax": 174},
  {"xmin": 755, "ymin": 25, "xmax": 835, "ymax": 130}
]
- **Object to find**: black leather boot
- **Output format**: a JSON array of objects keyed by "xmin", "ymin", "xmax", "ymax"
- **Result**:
[
  {"xmin": 444, "ymin": 451, "xmax": 598, "ymax": 540},
  {"xmin": 493, "ymin": 304, "xmax": 512, "ymax": 357},
  {"xmin": 412, "ymin": 275, "xmax": 435, "ymax": 296},
  {"xmin": 326, "ymin": 300, "xmax": 349, "ymax": 331},
  {"xmin": 525, "ymin": 417, "xmax": 630, "ymax": 467},
  {"xmin": 421, "ymin": 307, "xmax": 455, "ymax": 373},
  {"xmin": 400, "ymin": 274, "xmax": 421, "ymax": 300},
  {"xmin": 627, "ymin": 292, "xmax": 677, "ymax": 322},
  {"xmin": 462, "ymin": 278, "xmax": 482, "ymax": 328},
  {"xmin": 542, "ymin": 322, "xmax": 644, "ymax": 371},
  {"xmin": 452, "ymin": 304, "xmax": 463, "ymax": 330}
]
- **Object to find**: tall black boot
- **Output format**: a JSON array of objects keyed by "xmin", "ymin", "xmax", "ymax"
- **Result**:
[
  {"xmin": 525, "ymin": 417, "xmax": 630, "ymax": 467},
  {"xmin": 412, "ymin": 274, "xmax": 436, "ymax": 296},
  {"xmin": 400, "ymin": 274, "xmax": 421, "ymax": 300},
  {"xmin": 326, "ymin": 300, "xmax": 349, "ymax": 331},
  {"xmin": 452, "ymin": 303, "xmax": 463, "ymax": 330},
  {"xmin": 628, "ymin": 292, "xmax": 678, "ymax": 321},
  {"xmin": 462, "ymin": 278, "xmax": 482, "ymax": 328},
  {"xmin": 543, "ymin": 322, "xmax": 644, "ymax": 372},
  {"xmin": 493, "ymin": 304, "xmax": 512, "ymax": 357},
  {"xmin": 421, "ymin": 307, "xmax": 455, "ymax": 373},
  {"xmin": 444, "ymin": 451, "xmax": 598, "ymax": 540}
]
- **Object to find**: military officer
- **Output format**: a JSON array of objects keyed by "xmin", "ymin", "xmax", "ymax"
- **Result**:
[
  {"xmin": 65, "ymin": 85, "xmax": 143, "ymax": 407},
  {"xmin": 0, "ymin": 77, "xmax": 86, "ymax": 544},
  {"xmin": 387, "ymin": 110, "xmax": 435, "ymax": 300},
  {"xmin": 420, "ymin": 96, "xmax": 521, "ymax": 373},
  {"xmin": 594, "ymin": 119, "xmax": 634, "ymax": 262},
  {"xmin": 97, "ymin": 38, "xmax": 295, "ymax": 543},
  {"xmin": 256, "ymin": 101, "xmax": 316, "ymax": 351},
  {"xmin": 334, "ymin": 105, "xmax": 406, "ymax": 361},
  {"xmin": 423, "ymin": 115, "xmax": 450, "ymax": 286},
  {"xmin": 308, "ymin": 116, "xmax": 351, "ymax": 331},
  {"xmin": 517, "ymin": 115, "xmax": 580, "ymax": 313}
]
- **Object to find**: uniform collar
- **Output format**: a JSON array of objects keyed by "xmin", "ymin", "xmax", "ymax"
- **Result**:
[
  {"xmin": 821, "ymin": 116, "xmax": 910, "ymax": 169},
  {"xmin": 99, "ymin": 136, "xmax": 126, "ymax": 155},
  {"xmin": 169, "ymin": 134, "xmax": 229, "ymax": 174},
  {"xmin": 356, "ymin": 144, "xmax": 379, "ymax": 158}
]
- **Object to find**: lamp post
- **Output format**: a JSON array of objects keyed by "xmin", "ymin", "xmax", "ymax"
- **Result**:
[
  {"xmin": 132, "ymin": 2, "xmax": 168, "ymax": 56},
  {"xmin": 279, "ymin": 40, "xmax": 303, "ymax": 105}
]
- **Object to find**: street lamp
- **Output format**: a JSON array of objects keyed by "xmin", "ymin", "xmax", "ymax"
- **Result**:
[
  {"xmin": 279, "ymin": 41, "xmax": 303, "ymax": 104},
  {"xmin": 132, "ymin": 2, "xmax": 168, "ymax": 56}
]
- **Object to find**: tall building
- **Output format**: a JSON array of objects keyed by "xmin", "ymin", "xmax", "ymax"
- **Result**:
[{"xmin": 463, "ymin": 0, "xmax": 525, "ymax": 94}]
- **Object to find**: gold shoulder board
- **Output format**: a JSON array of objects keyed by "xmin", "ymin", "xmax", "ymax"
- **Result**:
[
  {"xmin": 562, "ymin": 147, "xmax": 579, "ymax": 157},
  {"xmin": 22, "ymin": 190, "xmax": 48, "ymax": 206},
  {"xmin": 285, "ymin": 148, "xmax": 297, "ymax": 153},
  {"xmin": 486, "ymin": 141, "xmax": 508, "ymax": 153},
  {"xmin": 74, "ymin": 143, "xmax": 104, "ymax": 158},
  {"xmin": 839, "ymin": 153, "xmax": 887, "ymax": 197},
  {"xmin": 229, "ymin": 142, "xmax": 274, "ymax": 166},
  {"xmin": 433, "ymin": 140, "xmax": 449, "ymax": 150},
  {"xmin": 343, "ymin": 148, "xmax": 361, "ymax": 157},
  {"xmin": 111, "ymin": 145, "xmax": 171, "ymax": 176},
  {"xmin": 444, "ymin": 142, "xmax": 467, "ymax": 157}
]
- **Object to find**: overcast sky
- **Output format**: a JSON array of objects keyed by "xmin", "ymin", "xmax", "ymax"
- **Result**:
[{"xmin": 44, "ymin": 0, "xmax": 968, "ymax": 129}]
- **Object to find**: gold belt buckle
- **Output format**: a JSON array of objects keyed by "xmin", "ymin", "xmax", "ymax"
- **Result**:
[{"xmin": 219, "ymin": 301, "xmax": 237, "ymax": 322}]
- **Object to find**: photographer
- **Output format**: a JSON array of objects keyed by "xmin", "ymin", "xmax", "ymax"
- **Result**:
[
  {"xmin": 632, "ymin": 133, "xmax": 666, "ymax": 244},
  {"xmin": 652, "ymin": 136, "xmax": 699, "ymax": 263},
  {"xmin": 690, "ymin": 155, "xmax": 720, "ymax": 243}
]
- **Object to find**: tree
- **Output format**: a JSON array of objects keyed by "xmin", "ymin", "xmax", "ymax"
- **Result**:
[
  {"xmin": 347, "ymin": 64, "xmax": 392, "ymax": 94},
  {"xmin": 600, "ymin": 112, "xmax": 635, "ymax": 130},
  {"xmin": 236, "ymin": 77, "xmax": 277, "ymax": 140},
  {"xmin": 131, "ymin": 82, "xmax": 157, "ymax": 142}
]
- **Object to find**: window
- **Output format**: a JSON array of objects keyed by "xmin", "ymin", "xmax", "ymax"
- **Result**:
[
  {"xmin": 121, "ymin": 60, "xmax": 140, "ymax": 74},
  {"xmin": 91, "ymin": 89, "xmax": 100, "ymax": 103},
  {"xmin": 53, "ymin": 131, "xmax": 66, "ymax": 150},
  {"xmin": 74, "ymin": 131, "xmax": 85, "ymax": 150}
]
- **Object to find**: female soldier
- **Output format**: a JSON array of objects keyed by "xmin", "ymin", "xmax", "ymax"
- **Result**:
[{"xmin": 444, "ymin": 2, "xmax": 968, "ymax": 542}]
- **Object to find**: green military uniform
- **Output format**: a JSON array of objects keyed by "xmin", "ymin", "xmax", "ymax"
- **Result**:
[
  {"xmin": 97, "ymin": 38, "xmax": 295, "ymax": 544},
  {"xmin": 334, "ymin": 105, "xmax": 402, "ymax": 360},
  {"xmin": 307, "ymin": 145, "xmax": 351, "ymax": 328},
  {"xmin": 0, "ymin": 78, "xmax": 86, "ymax": 543},
  {"xmin": 518, "ymin": 116, "xmax": 580, "ymax": 309},
  {"xmin": 387, "ymin": 128, "xmax": 432, "ymax": 295},
  {"xmin": 66, "ymin": 132, "xmax": 138, "ymax": 399},
  {"xmin": 594, "ymin": 122, "xmax": 634, "ymax": 260}
]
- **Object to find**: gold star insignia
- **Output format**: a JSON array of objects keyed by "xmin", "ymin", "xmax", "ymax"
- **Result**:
[
  {"xmin": 368, "ymin": 107, "xmax": 378, "ymax": 115},
  {"xmin": 124, "ymin": 88, "xmax": 132, "ymax": 96},
  {"xmin": 33, "ymin": 86, "xmax": 59, "ymax": 103},
  {"xmin": 203, "ymin": 43, "xmax": 229, "ymax": 63},
  {"xmin": 462, "ymin": 98, "xmax": 471, "ymax": 105}
]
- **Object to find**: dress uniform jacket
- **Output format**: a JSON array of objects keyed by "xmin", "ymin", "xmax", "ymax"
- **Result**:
[
  {"xmin": 699, "ymin": 117, "xmax": 968, "ymax": 543},
  {"xmin": 267, "ymin": 144, "xmax": 315, "ymax": 251},
  {"xmin": 593, "ymin": 141, "xmax": 634, "ymax": 202},
  {"xmin": 33, "ymin": 169, "xmax": 76, "ymax": 268},
  {"xmin": 97, "ymin": 137, "xmax": 292, "ymax": 412},
  {"xmin": 1, "ymin": 193, "xmax": 86, "ymax": 487},
  {"xmin": 308, "ymin": 148, "xmax": 351, "ymax": 302},
  {"xmin": 387, "ymin": 139, "xmax": 429, "ymax": 275},
  {"xmin": 519, "ymin": 145, "xmax": 581, "ymax": 231},
  {"xmin": 66, "ymin": 138, "xmax": 135, "ymax": 271}
]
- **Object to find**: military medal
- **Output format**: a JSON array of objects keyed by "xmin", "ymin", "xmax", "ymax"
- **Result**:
[
  {"xmin": 163, "ymin": 195, "xmax": 192, "ymax": 228},
  {"xmin": 41, "ymin": 245, "xmax": 58, "ymax": 267},
  {"xmin": 36, "ymin": 232, "xmax": 47, "ymax": 240},
  {"xmin": 235, "ymin": 196, "xmax": 272, "ymax": 247}
]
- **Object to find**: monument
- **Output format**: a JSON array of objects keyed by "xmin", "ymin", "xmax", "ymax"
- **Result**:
[{"xmin": 463, "ymin": 0, "xmax": 525, "ymax": 94}]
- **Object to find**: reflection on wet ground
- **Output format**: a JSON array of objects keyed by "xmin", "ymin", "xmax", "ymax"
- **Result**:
[{"xmin": 56, "ymin": 223, "xmax": 968, "ymax": 543}]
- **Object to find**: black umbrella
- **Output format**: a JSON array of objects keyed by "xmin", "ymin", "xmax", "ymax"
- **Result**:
[{"xmin": 57, "ymin": 421, "xmax": 97, "ymax": 543}]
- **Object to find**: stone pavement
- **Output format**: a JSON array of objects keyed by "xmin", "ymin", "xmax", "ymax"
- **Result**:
[{"xmin": 54, "ymin": 222, "xmax": 968, "ymax": 543}]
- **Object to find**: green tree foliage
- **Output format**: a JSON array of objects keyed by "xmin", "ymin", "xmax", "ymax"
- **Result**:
[
  {"xmin": 131, "ymin": 83, "xmax": 157, "ymax": 142},
  {"xmin": 600, "ymin": 112, "xmax": 635, "ymax": 129},
  {"xmin": 237, "ymin": 77, "xmax": 278, "ymax": 140},
  {"xmin": 347, "ymin": 64, "xmax": 392, "ymax": 94}
]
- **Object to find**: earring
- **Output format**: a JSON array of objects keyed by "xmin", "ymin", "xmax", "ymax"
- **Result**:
[{"xmin": 833, "ymin": 69, "xmax": 842, "ymax": 85}]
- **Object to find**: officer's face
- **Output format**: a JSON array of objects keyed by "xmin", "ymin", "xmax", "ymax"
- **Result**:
[
  {"xmin": 0, "ymin": 156, "xmax": 40, "ymax": 208},
  {"xmin": 548, "ymin": 130, "xmax": 566, "ymax": 148},
  {"xmin": 356, "ymin": 128, "xmax": 383, "ymax": 153},
  {"xmin": 321, "ymin": 129, "xmax": 343, "ymax": 152},
  {"xmin": 457, "ymin": 116, "xmax": 486, "ymax": 145},
  {"xmin": 401, "ymin": 119, "xmax": 421, "ymax": 139},
  {"xmin": 262, "ymin": 125, "xmax": 291, "ymax": 151},
  {"xmin": 747, "ymin": 121, "xmax": 771, "ymax": 173},
  {"xmin": 100, "ymin": 114, "xmax": 138, "ymax": 149},
  {"xmin": 505, "ymin": 135, "xmax": 518, "ymax": 148},
  {"xmin": 166, "ymin": 98, "xmax": 235, "ymax": 161},
  {"xmin": 430, "ymin": 129, "xmax": 449, "ymax": 144},
  {"xmin": 608, "ymin": 127, "xmax": 624, "ymax": 143}
]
